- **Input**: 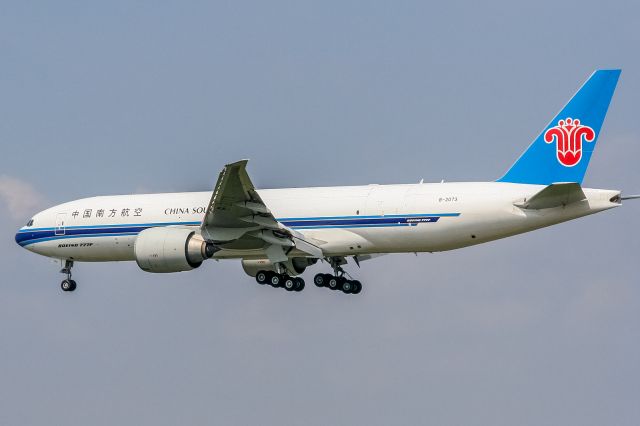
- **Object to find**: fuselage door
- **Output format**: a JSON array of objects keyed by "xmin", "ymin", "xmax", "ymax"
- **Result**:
[{"xmin": 55, "ymin": 213, "xmax": 67, "ymax": 236}]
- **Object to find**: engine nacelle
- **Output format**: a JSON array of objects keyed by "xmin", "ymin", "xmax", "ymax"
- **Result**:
[
  {"xmin": 241, "ymin": 257, "xmax": 317, "ymax": 277},
  {"xmin": 134, "ymin": 227, "xmax": 215, "ymax": 273}
]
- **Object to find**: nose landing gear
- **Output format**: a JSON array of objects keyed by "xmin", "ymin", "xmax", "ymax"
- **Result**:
[{"xmin": 60, "ymin": 260, "xmax": 76, "ymax": 292}]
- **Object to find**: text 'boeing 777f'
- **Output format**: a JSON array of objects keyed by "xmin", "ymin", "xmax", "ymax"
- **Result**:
[{"xmin": 15, "ymin": 69, "xmax": 638, "ymax": 293}]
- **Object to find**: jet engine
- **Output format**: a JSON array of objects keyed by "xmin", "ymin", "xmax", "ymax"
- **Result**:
[
  {"xmin": 241, "ymin": 257, "xmax": 317, "ymax": 277},
  {"xmin": 134, "ymin": 227, "xmax": 216, "ymax": 273}
]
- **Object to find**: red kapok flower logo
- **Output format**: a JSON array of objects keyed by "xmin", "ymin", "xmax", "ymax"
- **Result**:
[{"xmin": 544, "ymin": 118, "xmax": 595, "ymax": 167}]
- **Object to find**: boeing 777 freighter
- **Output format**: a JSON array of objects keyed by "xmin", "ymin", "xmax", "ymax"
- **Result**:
[{"xmin": 15, "ymin": 70, "xmax": 638, "ymax": 293}]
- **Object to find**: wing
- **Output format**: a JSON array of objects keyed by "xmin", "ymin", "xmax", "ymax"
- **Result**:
[{"xmin": 201, "ymin": 160, "xmax": 323, "ymax": 262}]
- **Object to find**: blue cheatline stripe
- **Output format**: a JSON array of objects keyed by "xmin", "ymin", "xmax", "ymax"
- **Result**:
[
  {"xmin": 16, "ymin": 221, "xmax": 203, "ymax": 247},
  {"xmin": 22, "ymin": 221, "xmax": 202, "ymax": 232},
  {"xmin": 278, "ymin": 213, "xmax": 460, "ymax": 221},
  {"xmin": 16, "ymin": 213, "xmax": 460, "ymax": 247},
  {"xmin": 21, "ymin": 232, "xmax": 140, "ymax": 246},
  {"xmin": 290, "ymin": 223, "xmax": 413, "ymax": 230},
  {"xmin": 281, "ymin": 216, "xmax": 441, "ymax": 227}
]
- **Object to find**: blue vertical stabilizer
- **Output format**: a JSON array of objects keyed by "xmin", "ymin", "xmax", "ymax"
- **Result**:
[{"xmin": 498, "ymin": 70, "xmax": 620, "ymax": 185}]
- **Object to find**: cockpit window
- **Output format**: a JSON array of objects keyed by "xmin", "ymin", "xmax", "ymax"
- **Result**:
[{"xmin": 26, "ymin": 219, "xmax": 34, "ymax": 227}]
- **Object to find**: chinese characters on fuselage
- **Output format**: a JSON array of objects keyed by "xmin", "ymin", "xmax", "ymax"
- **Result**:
[
  {"xmin": 68, "ymin": 206, "xmax": 207, "ymax": 220},
  {"xmin": 71, "ymin": 208, "xmax": 144, "ymax": 219}
]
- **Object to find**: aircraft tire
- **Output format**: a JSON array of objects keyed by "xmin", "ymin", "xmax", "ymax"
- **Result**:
[
  {"xmin": 61, "ymin": 279, "xmax": 76, "ymax": 292},
  {"xmin": 270, "ymin": 273, "xmax": 283, "ymax": 288},
  {"xmin": 329, "ymin": 276, "xmax": 346, "ymax": 291},
  {"xmin": 256, "ymin": 271, "xmax": 269, "ymax": 285},
  {"xmin": 328, "ymin": 276, "xmax": 339, "ymax": 290},
  {"xmin": 313, "ymin": 273, "xmax": 326, "ymax": 287},
  {"xmin": 283, "ymin": 276, "xmax": 296, "ymax": 291}
]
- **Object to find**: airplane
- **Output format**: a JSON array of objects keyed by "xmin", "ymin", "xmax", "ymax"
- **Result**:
[{"xmin": 15, "ymin": 69, "xmax": 639, "ymax": 294}]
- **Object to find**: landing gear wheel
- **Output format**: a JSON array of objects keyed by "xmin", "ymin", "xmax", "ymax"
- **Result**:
[
  {"xmin": 329, "ymin": 276, "xmax": 345, "ymax": 291},
  {"xmin": 351, "ymin": 280, "xmax": 362, "ymax": 294},
  {"xmin": 61, "ymin": 279, "xmax": 76, "ymax": 292},
  {"xmin": 59, "ymin": 260, "xmax": 76, "ymax": 292},
  {"xmin": 328, "ymin": 276, "xmax": 339, "ymax": 290},
  {"xmin": 283, "ymin": 276, "xmax": 296, "ymax": 291},
  {"xmin": 256, "ymin": 271, "xmax": 269, "ymax": 285},
  {"xmin": 294, "ymin": 277, "xmax": 305, "ymax": 292},
  {"xmin": 270, "ymin": 273, "xmax": 283, "ymax": 288},
  {"xmin": 314, "ymin": 273, "xmax": 327, "ymax": 287},
  {"xmin": 342, "ymin": 280, "xmax": 353, "ymax": 294}
]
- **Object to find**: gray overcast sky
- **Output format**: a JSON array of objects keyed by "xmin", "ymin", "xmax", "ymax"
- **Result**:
[{"xmin": 1, "ymin": 1, "xmax": 639, "ymax": 425}]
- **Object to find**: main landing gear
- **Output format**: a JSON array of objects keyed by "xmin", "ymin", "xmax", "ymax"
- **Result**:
[
  {"xmin": 255, "ymin": 270, "xmax": 305, "ymax": 292},
  {"xmin": 253, "ymin": 257, "xmax": 362, "ymax": 295},
  {"xmin": 60, "ymin": 260, "xmax": 77, "ymax": 292},
  {"xmin": 313, "ymin": 258, "xmax": 362, "ymax": 295},
  {"xmin": 313, "ymin": 273, "xmax": 361, "ymax": 294}
]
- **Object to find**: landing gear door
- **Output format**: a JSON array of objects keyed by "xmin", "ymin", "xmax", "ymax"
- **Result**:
[{"xmin": 55, "ymin": 213, "xmax": 67, "ymax": 236}]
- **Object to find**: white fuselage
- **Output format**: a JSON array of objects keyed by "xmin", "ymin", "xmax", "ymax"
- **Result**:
[{"xmin": 16, "ymin": 182, "xmax": 620, "ymax": 263}]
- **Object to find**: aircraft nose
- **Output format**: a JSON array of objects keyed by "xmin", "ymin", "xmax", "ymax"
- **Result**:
[
  {"xmin": 15, "ymin": 227, "xmax": 32, "ymax": 249},
  {"xmin": 16, "ymin": 216, "xmax": 37, "ymax": 249}
]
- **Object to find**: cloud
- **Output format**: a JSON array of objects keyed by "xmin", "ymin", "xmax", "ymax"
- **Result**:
[{"xmin": 0, "ymin": 175, "xmax": 47, "ymax": 221}]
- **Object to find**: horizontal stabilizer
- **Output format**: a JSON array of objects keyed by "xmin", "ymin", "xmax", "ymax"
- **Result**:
[{"xmin": 515, "ymin": 182, "xmax": 586, "ymax": 210}]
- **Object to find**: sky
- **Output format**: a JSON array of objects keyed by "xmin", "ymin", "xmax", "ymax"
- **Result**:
[{"xmin": 1, "ymin": 1, "xmax": 639, "ymax": 425}]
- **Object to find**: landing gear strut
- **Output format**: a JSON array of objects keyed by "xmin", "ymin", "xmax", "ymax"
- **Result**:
[{"xmin": 60, "ymin": 260, "xmax": 77, "ymax": 292}]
